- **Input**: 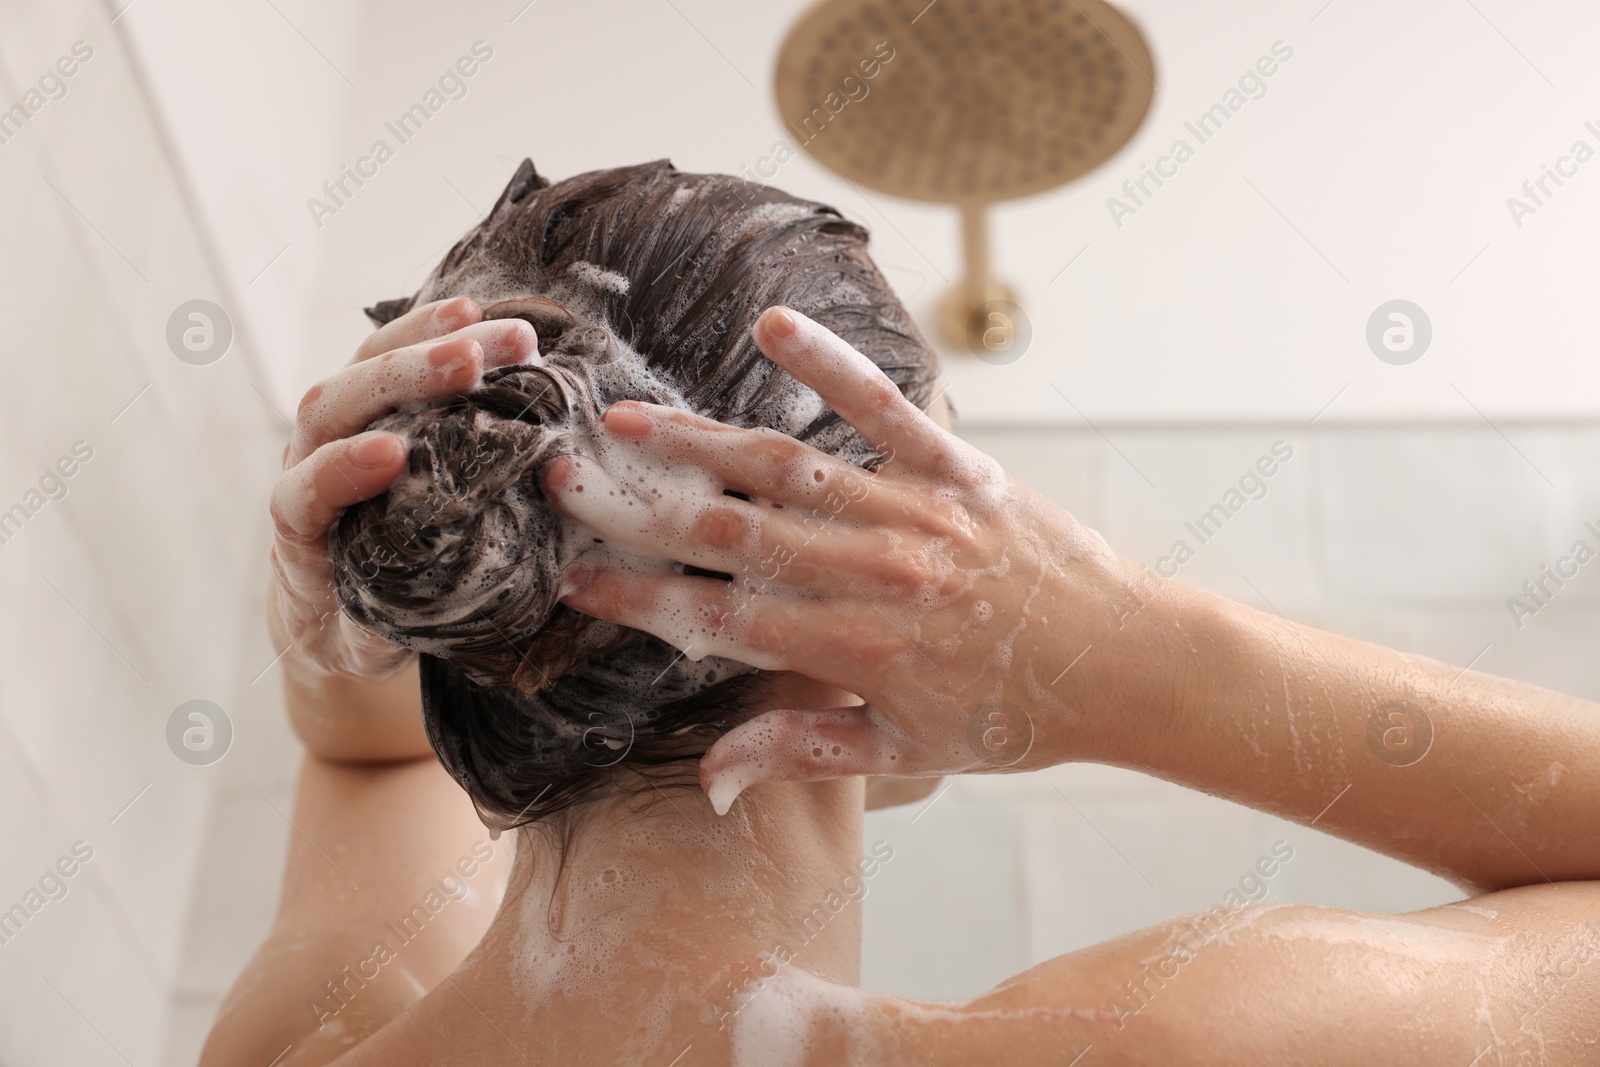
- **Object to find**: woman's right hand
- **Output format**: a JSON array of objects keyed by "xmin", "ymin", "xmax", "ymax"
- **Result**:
[{"xmin": 266, "ymin": 296, "xmax": 540, "ymax": 679}]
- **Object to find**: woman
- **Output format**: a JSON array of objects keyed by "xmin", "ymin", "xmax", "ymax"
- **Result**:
[{"xmin": 205, "ymin": 160, "xmax": 1600, "ymax": 1065}]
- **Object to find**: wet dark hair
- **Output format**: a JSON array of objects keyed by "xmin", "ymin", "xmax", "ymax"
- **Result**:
[{"xmin": 328, "ymin": 159, "xmax": 937, "ymax": 831}]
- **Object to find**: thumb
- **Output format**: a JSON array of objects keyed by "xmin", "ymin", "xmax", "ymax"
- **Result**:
[{"xmin": 700, "ymin": 705, "xmax": 902, "ymax": 815}]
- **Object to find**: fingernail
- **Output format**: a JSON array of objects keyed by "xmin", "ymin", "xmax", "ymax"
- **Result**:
[
  {"xmin": 434, "ymin": 341, "xmax": 483, "ymax": 386},
  {"xmin": 561, "ymin": 562, "xmax": 592, "ymax": 595},
  {"xmin": 489, "ymin": 319, "xmax": 539, "ymax": 365},
  {"xmin": 543, "ymin": 454, "xmax": 573, "ymax": 486},
  {"xmin": 764, "ymin": 307, "xmax": 797, "ymax": 338},
  {"xmin": 430, "ymin": 337, "xmax": 467, "ymax": 366},
  {"xmin": 436, "ymin": 296, "xmax": 478, "ymax": 328},
  {"xmin": 352, "ymin": 435, "xmax": 403, "ymax": 468},
  {"xmin": 603, "ymin": 404, "xmax": 652, "ymax": 437},
  {"xmin": 707, "ymin": 776, "xmax": 743, "ymax": 817}
]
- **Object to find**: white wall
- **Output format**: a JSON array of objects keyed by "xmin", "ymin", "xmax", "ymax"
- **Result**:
[
  {"xmin": 115, "ymin": 0, "xmax": 1600, "ymax": 427},
  {"xmin": 0, "ymin": 1, "xmax": 285, "ymax": 1064}
]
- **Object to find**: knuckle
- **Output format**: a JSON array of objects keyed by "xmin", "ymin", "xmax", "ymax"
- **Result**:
[
  {"xmin": 745, "ymin": 429, "xmax": 803, "ymax": 480},
  {"xmin": 266, "ymin": 476, "xmax": 290, "ymax": 520},
  {"xmin": 934, "ymin": 565, "xmax": 970, "ymax": 600},
  {"xmin": 868, "ymin": 378, "xmax": 902, "ymax": 414},
  {"xmin": 693, "ymin": 506, "xmax": 756, "ymax": 552},
  {"xmin": 267, "ymin": 493, "xmax": 305, "ymax": 543},
  {"xmin": 621, "ymin": 573, "xmax": 671, "ymax": 615},
  {"xmin": 296, "ymin": 383, "xmax": 325, "ymax": 421},
  {"xmin": 878, "ymin": 556, "xmax": 928, "ymax": 593},
  {"xmin": 919, "ymin": 506, "xmax": 964, "ymax": 543},
  {"xmin": 958, "ymin": 451, "xmax": 1004, "ymax": 491},
  {"xmin": 269, "ymin": 470, "xmax": 325, "ymax": 547},
  {"xmin": 841, "ymin": 618, "xmax": 900, "ymax": 666},
  {"xmin": 353, "ymin": 335, "xmax": 385, "ymax": 363},
  {"xmin": 744, "ymin": 607, "xmax": 790, "ymax": 652},
  {"xmin": 577, "ymin": 578, "xmax": 626, "ymax": 619},
  {"xmin": 267, "ymin": 543, "xmax": 291, "ymax": 584}
]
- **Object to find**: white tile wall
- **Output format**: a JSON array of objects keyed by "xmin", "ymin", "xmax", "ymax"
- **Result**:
[
  {"xmin": 1315, "ymin": 429, "xmax": 1547, "ymax": 604},
  {"xmin": 1523, "ymin": 426, "xmax": 1600, "ymax": 604},
  {"xmin": 859, "ymin": 782, "xmax": 1027, "ymax": 1002},
  {"xmin": 1099, "ymin": 429, "xmax": 1322, "ymax": 608}
]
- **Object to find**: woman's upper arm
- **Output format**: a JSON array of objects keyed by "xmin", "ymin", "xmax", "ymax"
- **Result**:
[
  {"xmin": 200, "ymin": 754, "xmax": 512, "ymax": 1067},
  {"xmin": 874, "ymin": 884, "xmax": 1600, "ymax": 1065}
]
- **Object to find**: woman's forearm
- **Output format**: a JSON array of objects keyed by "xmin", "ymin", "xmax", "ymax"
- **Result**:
[
  {"xmin": 1068, "ymin": 577, "xmax": 1600, "ymax": 893},
  {"xmin": 282, "ymin": 651, "xmax": 432, "ymax": 763}
]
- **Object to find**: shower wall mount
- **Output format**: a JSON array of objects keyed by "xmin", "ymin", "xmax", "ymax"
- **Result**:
[{"xmin": 775, "ymin": 0, "xmax": 1156, "ymax": 355}]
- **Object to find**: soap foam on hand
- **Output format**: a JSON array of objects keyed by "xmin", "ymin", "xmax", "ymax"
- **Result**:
[
  {"xmin": 659, "ymin": 311, "xmax": 1076, "ymax": 815},
  {"xmin": 551, "ymin": 422, "xmax": 851, "ymax": 667}
]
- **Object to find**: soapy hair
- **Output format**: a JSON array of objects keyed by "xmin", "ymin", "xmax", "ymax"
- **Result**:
[{"xmin": 329, "ymin": 159, "xmax": 937, "ymax": 830}]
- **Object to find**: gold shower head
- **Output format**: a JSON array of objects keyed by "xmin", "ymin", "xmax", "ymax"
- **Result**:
[{"xmin": 775, "ymin": 0, "xmax": 1156, "ymax": 353}]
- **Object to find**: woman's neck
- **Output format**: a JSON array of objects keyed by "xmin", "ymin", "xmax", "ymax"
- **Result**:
[{"xmin": 471, "ymin": 774, "xmax": 870, "ymax": 1039}]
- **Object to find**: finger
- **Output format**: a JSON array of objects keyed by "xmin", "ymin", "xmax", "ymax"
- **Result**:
[
  {"xmin": 546, "ymin": 452, "xmax": 930, "ymax": 600},
  {"xmin": 290, "ymin": 320, "xmax": 537, "ymax": 465},
  {"xmin": 270, "ymin": 431, "xmax": 408, "ymax": 555},
  {"xmin": 558, "ymin": 557, "xmax": 792, "ymax": 671},
  {"xmin": 542, "ymin": 452, "xmax": 807, "ymax": 581},
  {"xmin": 561, "ymin": 559, "xmax": 909, "ymax": 686},
  {"xmin": 271, "ymin": 582, "xmax": 411, "ymax": 678},
  {"xmin": 333, "ymin": 608, "xmax": 416, "ymax": 676},
  {"xmin": 699, "ymin": 705, "xmax": 914, "ymax": 815},
  {"xmin": 561, "ymin": 556, "xmax": 887, "ymax": 677},
  {"xmin": 597, "ymin": 402, "xmax": 925, "ymax": 527},
  {"xmin": 752, "ymin": 306, "xmax": 948, "ymax": 471},
  {"xmin": 293, "ymin": 336, "xmax": 480, "ymax": 466},
  {"xmin": 353, "ymin": 296, "xmax": 481, "ymax": 364}
]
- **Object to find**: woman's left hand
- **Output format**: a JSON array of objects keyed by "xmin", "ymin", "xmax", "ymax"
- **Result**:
[{"xmin": 540, "ymin": 307, "xmax": 1150, "ymax": 813}]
